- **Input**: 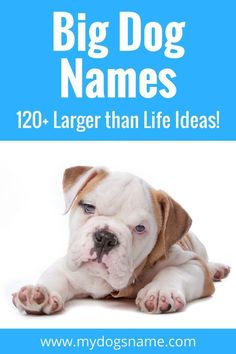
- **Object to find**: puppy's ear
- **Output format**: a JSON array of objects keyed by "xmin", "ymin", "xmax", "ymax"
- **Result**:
[
  {"xmin": 63, "ymin": 166, "xmax": 107, "ymax": 214},
  {"xmin": 148, "ymin": 190, "xmax": 192, "ymax": 265}
]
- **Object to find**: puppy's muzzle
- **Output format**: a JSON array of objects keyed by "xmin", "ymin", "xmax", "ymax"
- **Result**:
[{"xmin": 93, "ymin": 229, "xmax": 119, "ymax": 262}]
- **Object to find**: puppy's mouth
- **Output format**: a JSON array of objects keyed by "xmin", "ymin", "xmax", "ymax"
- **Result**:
[{"xmin": 82, "ymin": 259, "xmax": 110, "ymax": 274}]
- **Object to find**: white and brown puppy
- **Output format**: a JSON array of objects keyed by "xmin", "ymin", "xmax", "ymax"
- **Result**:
[{"xmin": 13, "ymin": 166, "xmax": 230, "ymax": 315}]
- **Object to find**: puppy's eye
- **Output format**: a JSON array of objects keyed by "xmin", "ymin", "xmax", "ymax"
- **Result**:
[
  {"xmin": 80, "ymin": 203, "xmax": 96, "ymax": 215},
  {"xmin": 134, "ymin": 224, "xmax": 146, "ymax": 234}
]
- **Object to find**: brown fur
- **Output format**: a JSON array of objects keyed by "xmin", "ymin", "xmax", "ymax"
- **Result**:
[
  {"xmin": 177, "ymin": 233, "xmax": 194, "ymax": 252},
  {"xmin": 147, "ymin": 189, "xmax": 192, "ymax": 266},
  {"xmin": 63, "ymin": 166, "xmax": 92, "ymax": 192},
  {"xmin": 63, "ymin": 166, "xmax": 108, "ymax": 211},
  {"xmin": 72, "ymin": 170, "xmax": 108, "ymax": 208}
]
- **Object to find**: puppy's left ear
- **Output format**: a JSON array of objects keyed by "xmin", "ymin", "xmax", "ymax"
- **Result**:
[
  {"xmin": 148, "ymin": 190, "xmax": 192, "ymax": 265},
  {"xmin": 63, "ymin": 165, "xmax": 108, "ymax": 214}
]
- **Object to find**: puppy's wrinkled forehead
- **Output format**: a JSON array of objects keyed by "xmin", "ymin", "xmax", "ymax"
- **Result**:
[{"xmin": 84, "ymin": 172, "xmax": 153, "ymax": 217}]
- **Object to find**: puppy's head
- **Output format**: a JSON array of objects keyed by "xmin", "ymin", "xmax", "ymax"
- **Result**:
[{"xmin": 63, "ymin": 166, "xmax": 191, "ymax": 291}]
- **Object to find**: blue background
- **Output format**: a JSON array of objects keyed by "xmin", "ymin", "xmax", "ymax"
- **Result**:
[
  {"xmin": 0, "ymin": 329, "xmax": 236, "ymax": 353},
  {"xmin": 1, "ymin": 0, "xmax": 236, "ymax": 140}
]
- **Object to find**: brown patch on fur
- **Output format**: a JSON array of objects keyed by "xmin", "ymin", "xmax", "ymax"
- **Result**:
[
  {"xmin": 111, "ymin": 286, "xmax": 137, "ymax": 299},
  {"xmin": 147, "ymin": 189, "xmax": 192, "ymax": 266},
  {"xmin": 63, "ymin": 166, "xmax": 108, "ymax": 212},
  {"xmin": 177, "ymin": 233, "xmax": 194, "ymax": 252},
  {"xmin": 72, "ymin": 170, "xmax": 108, "ymax": 208},
  {"xmin": 63, "ymin": 166, "xmax": 92, "ymax": 192}
]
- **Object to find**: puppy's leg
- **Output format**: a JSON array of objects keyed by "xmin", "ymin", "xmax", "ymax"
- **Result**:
[
  {"xmin": 136, "ymin": 258, "xmax": 214, "ymax": 314},
  {"xmin": 12, "ymin": 258, "xmax": 74, "ymax": 315},
  {"xmin": 185, "ymin": 233, "xmax": 230, "ymax": 282}
]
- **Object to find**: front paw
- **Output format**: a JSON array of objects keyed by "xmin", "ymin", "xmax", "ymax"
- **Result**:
[
  {"xmin": 12, "ymin": 285, "xmax": 63, "ymax": 315},
  {"xmin": 136, "ymin": 284, "xmax": 186, "ymax": 314}
]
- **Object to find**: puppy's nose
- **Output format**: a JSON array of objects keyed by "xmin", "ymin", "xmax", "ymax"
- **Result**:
[{"xmin": 93, "ymin": 229, "xmax": 119, "ymax": 262}]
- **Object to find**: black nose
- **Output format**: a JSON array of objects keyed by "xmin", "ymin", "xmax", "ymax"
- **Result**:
[{"xmin": 93, "ymin": 229, "xmax": 119, "ymax": 262}]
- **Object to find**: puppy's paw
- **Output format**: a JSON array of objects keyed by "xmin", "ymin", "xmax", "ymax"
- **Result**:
[
  {"xmin": 136, "ymin": 285, "xmax": 186, "ymax": 314},
  {"xmin": 12, "ymin": 285, "xmax": 63, "ymax": 315},
  {"xmin": 208, "ymin": 262, "xmax": 230, "ymax": 281}
]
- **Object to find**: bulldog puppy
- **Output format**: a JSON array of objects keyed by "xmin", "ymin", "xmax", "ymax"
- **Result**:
[{"xmin": 13, "ymin": 166, "xmax": 230, "ymax": 315}]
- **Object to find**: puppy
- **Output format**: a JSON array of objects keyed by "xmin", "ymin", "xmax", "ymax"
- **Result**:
[{"xmin": 13, "ymin": 166, "xmax": 230, "ymax": 314}]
